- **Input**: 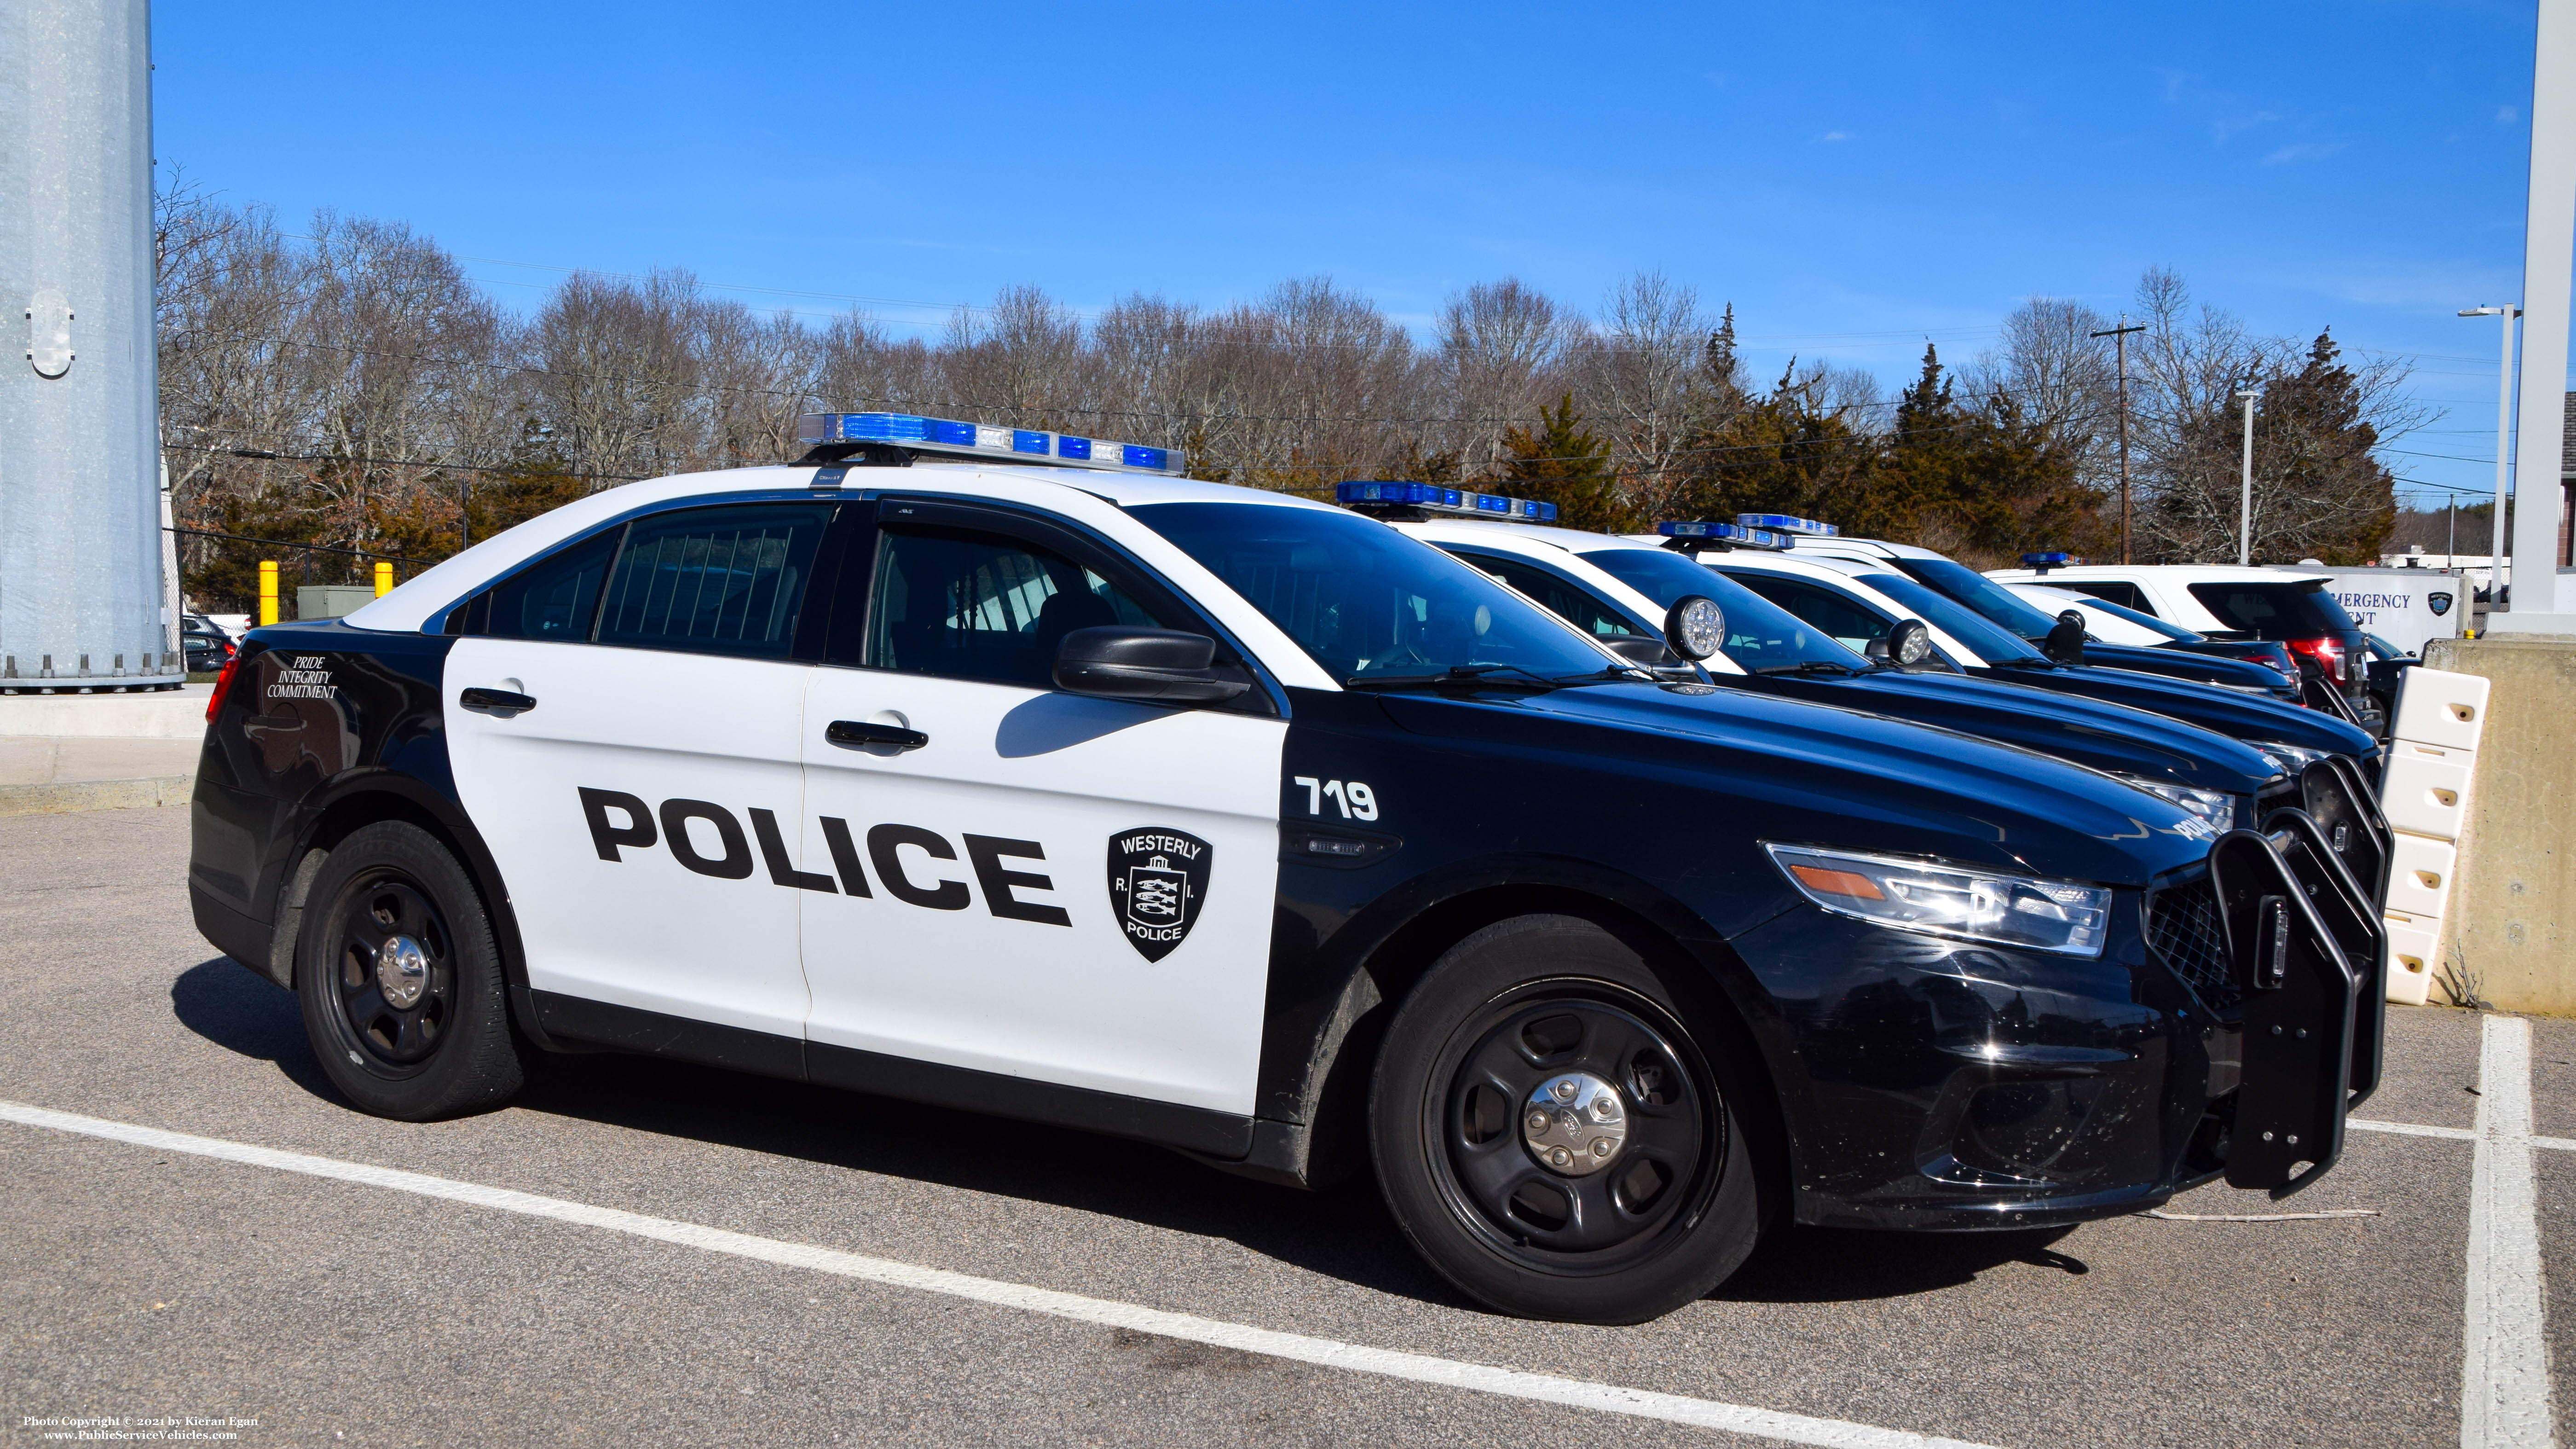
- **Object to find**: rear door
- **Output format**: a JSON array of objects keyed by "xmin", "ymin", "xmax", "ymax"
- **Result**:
[
  {"xmin": 797, "ymin": 496, "xmax": 1285, "ymax": 1117},
  {"xmin": 445, "ymin": 500, "xmax": 838, "ymax": 1043}
]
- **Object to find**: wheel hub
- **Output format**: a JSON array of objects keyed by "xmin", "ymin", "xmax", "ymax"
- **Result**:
[
  {"xmin": 376, "ymin": 934, "xmax": 431, "ymax": 1010},
  {"xmin": 1522, "ymin": 1071, "xmax": 1626, "ymax": 1176}
]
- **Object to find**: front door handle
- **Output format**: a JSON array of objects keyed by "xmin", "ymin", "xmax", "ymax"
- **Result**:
[
  {"xmin": 826, "ymin": 719, "xmax": 928, "ymax": 752},
  {"xmin": 459, "ymin": 686, "xmax": 537, "ymax": 716}
]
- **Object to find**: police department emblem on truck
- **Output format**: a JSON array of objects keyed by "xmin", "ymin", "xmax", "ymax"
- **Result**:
[{"xmin": 186, "ymin": 411, "xmax": 2391, "ymax": 1324}]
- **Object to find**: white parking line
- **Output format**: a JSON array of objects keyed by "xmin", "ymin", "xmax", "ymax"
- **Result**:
[
  {"xmin": 2351, "ymin": 1120, "xmax": 2573, "ymax": 1152},
  {"xmin": 2461, "ymin": 1015, "xmax": 2557, "ymax": 1449},
  {"xmin": 0, "ymin": 1099, "xmax": 1994, "ymax": 1449}
]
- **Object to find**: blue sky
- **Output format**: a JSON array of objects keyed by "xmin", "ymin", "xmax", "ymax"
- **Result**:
[{"xmin": 154, "ymin": 1, "xmax": 2551, "ymax": 508}]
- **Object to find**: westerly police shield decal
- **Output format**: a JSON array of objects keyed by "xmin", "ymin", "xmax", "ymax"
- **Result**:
[
  {"xmin": 1107, "ymin": 828, "xmax": 1211, "ymax": 962},
  {"xmin": 2430, "ymin": 591, "xmax": 2454, "ymax": 617}
]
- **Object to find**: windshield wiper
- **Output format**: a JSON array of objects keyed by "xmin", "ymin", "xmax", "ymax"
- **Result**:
[
  {"xmin": 1345, "ymin": 662, "xmax": 1565, "ymax": 691},
  {"xmin": 1753, "ymin": 661, "xmax": 1858, "ymax": 677}
]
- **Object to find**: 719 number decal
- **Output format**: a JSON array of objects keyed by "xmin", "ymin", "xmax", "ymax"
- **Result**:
[{"xmin": 1292, "ymin": 776, "xmax": 1379, "ymax": 822}]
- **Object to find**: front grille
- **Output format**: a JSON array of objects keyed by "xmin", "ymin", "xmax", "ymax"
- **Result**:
[{"xmin": 2146, "ymin": 875, "xmax": 2237, "ymax": 1009}]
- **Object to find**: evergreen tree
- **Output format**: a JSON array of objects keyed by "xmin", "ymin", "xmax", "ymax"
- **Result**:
[{"xmin": 1496, "ymin": 394, "xmax": 1627, "ymax": 531}]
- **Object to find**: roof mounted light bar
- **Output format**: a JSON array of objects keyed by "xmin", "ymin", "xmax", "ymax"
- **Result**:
[
  {"xmin": 1335, "ymin": 481, "xmax": 1559, "ymax": 523},
  {"xmin": 2021, "ymin": 551, "xmax": 2080, "ymax": 575},
  {"xmin": 1738, "ymin": 513, "xmax": 1838, "ymax": 537},
  {"xmin": 794, "ymin": 412, "xmax": 1185, "ymax": 476},
  {"xmin": 1657, "ymin": 520, "xmax": 1792, "ymax": 551}
]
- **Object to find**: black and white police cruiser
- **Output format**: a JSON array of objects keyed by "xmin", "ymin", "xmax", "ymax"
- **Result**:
[{"xmin": 191, "ymin": 414, "xmax": 2380, "ymax": 1323}]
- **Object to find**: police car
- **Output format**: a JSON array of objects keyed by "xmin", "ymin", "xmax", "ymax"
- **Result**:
[
  {"xmin": 1646, "ymin": 525, "xmax": 2382, "ymax": 786},
  {"xmin": 1768, "ymin": 527, "xmax": 2310, "ymax": 706},
  {"xmin": 1363, "ymin": 500, "xmax": 2295, "ymax": 833},
  {"xmin": 189, "ymin": 415, "xmax": 2379, "ymax": 1324}
]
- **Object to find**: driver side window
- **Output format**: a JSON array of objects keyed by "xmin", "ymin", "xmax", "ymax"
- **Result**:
[
  {"xmin": 855, "ymin": 526, "xmax": 1172, "ymax": 689},
  {"xmin": 1722, "ymin": 573, "xmax": 1890, "ymax": 651}
]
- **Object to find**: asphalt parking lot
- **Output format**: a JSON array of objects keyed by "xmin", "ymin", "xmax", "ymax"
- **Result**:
[{"xmin": 2, "ymin": 805, "xmax": 2567, "ymax": 1448}]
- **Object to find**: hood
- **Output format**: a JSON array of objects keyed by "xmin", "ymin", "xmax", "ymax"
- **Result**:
[
  {"xmin": 2075, "ymin": 640, "xmax": 2299, "ymax": 696},
  {"xmin": 1374, "ymin": 681, "xmax": 2216, "ymax": 887},
  {"xmin": 1789, "ymin": 669, "xmax": 2281, "ymax": 794},
  {"xmin": 1972, "ymin": 662, "xmax": 2377, "ymax": 756}
]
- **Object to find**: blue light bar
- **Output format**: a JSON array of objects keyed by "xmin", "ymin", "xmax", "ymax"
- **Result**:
[
  {"xmin": 2020, "ymin": 552, "xmax": 2075, "ymax": 565},
  {"xmin": 1657, "ymin": 520, "xmax": 1791, "ymax": 550},
  {"xmin": 794, "ymin": 413, "xmax": 1183, "ymax": 475},
  {"xmin": 1334, "ymin": 481, "xmax": 1558, "ymax": 523},
  {"xmin": 1736, "ymin": 513, "xmax": 1838, "ymax": 537}
]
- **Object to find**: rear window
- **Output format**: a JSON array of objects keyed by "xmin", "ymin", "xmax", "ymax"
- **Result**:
[{"xmin": 2187, "ymin": 581, "xmax": 2357, "ymax": 638}]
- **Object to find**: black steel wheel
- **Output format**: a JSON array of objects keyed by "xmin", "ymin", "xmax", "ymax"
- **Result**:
[
  {"xmin": 296, "ymin": 820, "xmax": 526, "ymax": 1120},
  {"xmin": 1371, "ymin": 914, "xmax": 1766, "ymax": 1322}
]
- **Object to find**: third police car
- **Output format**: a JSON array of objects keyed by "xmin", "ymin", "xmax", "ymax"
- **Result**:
[{"xmin": 190, "ymin": 415, "xmax": 2378, "ymax": 1323}]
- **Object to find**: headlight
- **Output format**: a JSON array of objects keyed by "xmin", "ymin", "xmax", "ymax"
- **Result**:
[
  {"xmin": 2110, "ymin": 773, "xmax": 2238, "ymax": 829},
  {"xmin": 1763, "ymin": 843, "xmax": 2113, "ymax": 957},
  {"xmin": 2254, "ymin": 741, "xmax": 2333, "ymax": 777}
]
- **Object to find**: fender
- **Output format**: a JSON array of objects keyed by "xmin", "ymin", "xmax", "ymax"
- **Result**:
[{"xmin": 1214, "ymin": 848, "xmax": 1802, "ymax": 1191}]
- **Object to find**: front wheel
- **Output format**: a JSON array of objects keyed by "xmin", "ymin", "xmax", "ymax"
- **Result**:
[
  {"xmin": 296, "ymin": 820, "xmax": 527, "ymax": 1120},
  {"xmin": 1369, "ymin": 915, "xmax": 1763, "ymax": 1323}
]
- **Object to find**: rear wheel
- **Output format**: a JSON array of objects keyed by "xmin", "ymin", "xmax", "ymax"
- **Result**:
[
  {"xmin": 296, "ymin": 820, "xmax": 526, "ymax": 1120},
  {"xmin": 1370, "ymin": 914, "xmax": 1762, "ymax": 1323}
]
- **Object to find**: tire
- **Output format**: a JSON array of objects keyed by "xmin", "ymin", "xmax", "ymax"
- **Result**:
[
  {"xmin": 1369, "ymin": 914, "xmax": 1764, "ymax": 1323},
  {"xmin": 295, "ymin": 820, "xmax": 527, "ymax": 1120}
]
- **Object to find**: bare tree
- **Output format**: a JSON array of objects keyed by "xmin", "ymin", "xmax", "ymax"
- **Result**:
[
  {"xmin": 1435, "ymin": 278, "xmax": 1568, "ymax": 477},
  {"xmin": 1577, "ymin": 272, "xmax": 1709, "ymax": 514}
]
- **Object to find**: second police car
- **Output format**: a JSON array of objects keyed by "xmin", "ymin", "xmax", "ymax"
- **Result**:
[{"xmin": 189, "ymin": 415, "xmax": 2381, "ymax": 1324}]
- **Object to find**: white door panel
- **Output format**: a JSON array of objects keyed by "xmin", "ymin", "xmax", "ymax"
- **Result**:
[
  {"xmin": 800, "ymin": 670, "xmax": 1283, "ymax": 1114},
  {"xmin": 445, "ymin": 636, "xmax": 813, "ymax": 1036}
]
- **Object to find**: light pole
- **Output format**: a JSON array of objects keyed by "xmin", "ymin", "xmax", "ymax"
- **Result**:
[
  {"xmin": 2233, "ymin": 385, "xmax": 2262, "ymax": 566},
  {"xmin": 2459, "ymin": 305, "xmax": 2519, "ymax": 601},
  {"xmin": 2091, "ymin": 319, "xmax": 2146, "ymax": 563}
]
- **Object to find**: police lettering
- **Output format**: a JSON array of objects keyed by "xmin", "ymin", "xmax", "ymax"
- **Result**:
[{"xmin": 576, "ymin": 787, "xmax": 1067, "ymax": 927}]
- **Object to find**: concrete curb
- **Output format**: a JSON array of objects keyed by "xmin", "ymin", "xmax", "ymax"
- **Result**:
[{"xmin": 0, "ymin": 774, "xmax": 194, "ymax": 817}]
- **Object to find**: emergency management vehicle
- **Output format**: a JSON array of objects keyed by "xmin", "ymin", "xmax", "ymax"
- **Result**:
[{"xmin": 190, "ymin": 416, "xmax": 2382, "ymax": 1323}]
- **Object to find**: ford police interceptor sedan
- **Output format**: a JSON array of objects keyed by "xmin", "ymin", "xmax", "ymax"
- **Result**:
[{"xmin": 188, "ymin": 414, "xmax": 2378, "ymax": 1323}]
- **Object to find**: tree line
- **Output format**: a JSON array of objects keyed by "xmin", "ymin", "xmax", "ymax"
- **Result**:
[{"xmin": 156, "ymin": 182, "xmax": 2421, "ymax": 612}]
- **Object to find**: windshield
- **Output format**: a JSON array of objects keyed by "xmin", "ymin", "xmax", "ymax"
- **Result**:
[
  {"xmin": 1858, "ymin": 573, "xmax": 2052, "ymax": 666},
  {"xmin": 1578, "ymin": 547, "xmax": 1872, "ymax": 671},
  {"xmin": 2050, "ymin": 590, "xmax": 2202, "ymax": 642},
  {"xmin": 1894, "ymin": 556, "xmax": 2064, "ymax": 639},
  {"xmin": 1127, "ymin": 502, "xmax": 1622, "ymax": 683}
]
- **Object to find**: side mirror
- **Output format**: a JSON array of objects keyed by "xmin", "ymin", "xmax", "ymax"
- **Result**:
[
  {"xmin": 1886, "ymin": 617, "xmax": 1934, "ymax": 668},
  {"xmin": 2044, "ymin": 609, "xmax": 2088, "ymax": 667},
  {"xmin": 1605, "ymin": 636, "xmax": 1679, "ymax": 668},
  {"xmin": 1663, "ymin": 596, "xmax": 1725, "ymax": 661},
  {"xmin": 1055, "ymin": 626, "xmax": 1251, "ymax": 704}
]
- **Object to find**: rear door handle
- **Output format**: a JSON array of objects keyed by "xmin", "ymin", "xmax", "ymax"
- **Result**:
[
  {"xmin": 826, "ymin": 719, "xmax": 928, "ymax": 752},
  {"xmin": 459, "ymin": 687, "xmax": 537, "ymax": 715}
]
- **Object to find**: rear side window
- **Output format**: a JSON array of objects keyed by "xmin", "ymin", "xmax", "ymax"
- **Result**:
[
  {"xmin": 596, "ymin": 503, "xmax": 832, "ymax": 659},
  {"xmin": 485, "ymin": 531, "xmax": 618, "ymax": 640},
  {"xmin": 2058, "ymin": 580, "xmax": 2154, "ymax": 614},
  {"xmin": 2187, "ymin": 582, "xmax": 2357, "ymax": 639}
]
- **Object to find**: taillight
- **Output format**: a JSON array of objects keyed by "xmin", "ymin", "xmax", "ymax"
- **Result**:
[
  {"xmin": 206, "ymin": 652, "xmax": 242, "ymax": 723},
  {"xmin": 2284, "ymin": 636, "xmax": 2345, "ymax": 687}
]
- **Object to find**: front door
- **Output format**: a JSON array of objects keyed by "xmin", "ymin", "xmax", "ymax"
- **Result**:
[
  {"xmin": 445, "ymin": 500, "xmax": 837, "ymax": 1041},
  {"xmin": 797, "ymin": 498, "xmax": 1285, "ymax": 1116}
]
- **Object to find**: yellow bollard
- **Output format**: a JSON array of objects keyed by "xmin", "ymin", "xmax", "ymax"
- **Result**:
[
  {"xmin": 374, "ymin": 560, "xmax": 394, "ymax": 597},
  {"xmin": 258, "ymin": 560, "xmax": 280, "ymax": 626}
]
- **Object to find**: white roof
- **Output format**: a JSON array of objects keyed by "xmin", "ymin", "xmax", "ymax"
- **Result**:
[{"xmin": 1985, "ymin": 563, "xmax": 2329, "ymax": 585}]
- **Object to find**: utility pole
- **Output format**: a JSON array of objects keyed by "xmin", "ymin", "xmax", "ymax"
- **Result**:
[
  {"xmin": 2234, "ymin": 385, "xmax": 2263, "ymax": 566},
  {"xmin": 0, "ymin": 0, "xmax": 166, "ymax": 692},
  {"xmin": 2090, "ymin": 319, "xmax": 2145, "ymax": 563},
  {"xmin": 2459, "ymin": 304, "xmax": 2519, "ymax": 599}
]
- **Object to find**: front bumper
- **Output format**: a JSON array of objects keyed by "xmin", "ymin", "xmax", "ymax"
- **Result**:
[{"xmin": 1733, "ymin": 807, "xmax": 2382, "ymax": 1229}]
